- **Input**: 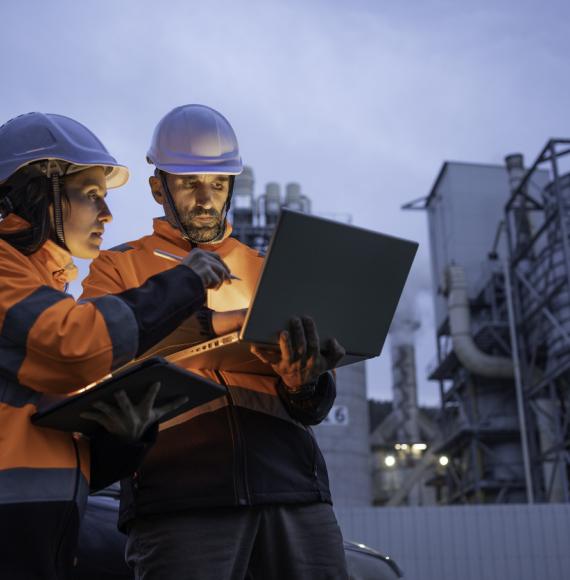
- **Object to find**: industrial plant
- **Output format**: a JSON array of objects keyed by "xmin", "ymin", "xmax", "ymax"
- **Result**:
[{"xmin": 232, "ymin": 144, "xmax": 570, "ymax": 578}]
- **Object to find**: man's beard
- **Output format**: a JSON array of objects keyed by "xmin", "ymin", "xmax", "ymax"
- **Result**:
[{"xmin": 180, "ymin": 207, "xmax": 224, "ymax": 243}]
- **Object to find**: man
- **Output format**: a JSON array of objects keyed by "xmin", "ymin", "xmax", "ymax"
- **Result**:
[{"xmin": 81, "ymin": 104, "xmax": 349, "ymax": 579}]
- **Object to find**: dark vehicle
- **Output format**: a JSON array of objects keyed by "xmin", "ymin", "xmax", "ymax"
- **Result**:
[
  {"xmin": 74, "ymin": 490, "xmax": 404, "ymax": 579},
  {"xmin": 344, "ymin": 541, "xmax": 403, "ymax": 579}
]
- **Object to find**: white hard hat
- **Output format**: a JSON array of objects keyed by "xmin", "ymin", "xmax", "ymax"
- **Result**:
[
  {"xmin": 0, "ymin": 112, "xmax": 129, "ymax": 188},
  {"xmin": 146, "ymin": 104, "xmax": 243, "ymax": 175}
]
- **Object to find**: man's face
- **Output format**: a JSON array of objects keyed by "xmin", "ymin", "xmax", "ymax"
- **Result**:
[{"xmin": 152, "ymin": 173, "xmax": 230, "ymax": 243}]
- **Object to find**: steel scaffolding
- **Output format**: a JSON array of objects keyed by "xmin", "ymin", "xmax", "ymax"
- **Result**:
[
  {"xmin": 503, "ymin": 139, "xmax": 570, "ymax": 503},
  {"xmin": 404, "ymin": 147, "xmax": 570, "ymax": 504},
  {"xmin": 426, "ymin": 266, "xmax": 527, "ymax": 504}
]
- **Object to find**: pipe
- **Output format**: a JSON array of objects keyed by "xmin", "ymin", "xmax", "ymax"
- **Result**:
[
  {"xmin": 503, "ymin": 259, "xmax": 535, "ymax": 503},
  {"xmin": 445, "ymin": 265, "xmax": 515, "ymax": 378},
  {"xmin": 445, "ymin": 262, "xmax": 536, "ymax": 502}
]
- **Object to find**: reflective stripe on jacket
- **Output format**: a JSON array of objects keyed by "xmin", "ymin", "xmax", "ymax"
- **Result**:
[
  {"xmin": 81, "ymin": 217, "xmax": 335, "ymax": 527},
  {"xmin": 0, "ymin": 213, "xmax": 206, "ymax": 509}
]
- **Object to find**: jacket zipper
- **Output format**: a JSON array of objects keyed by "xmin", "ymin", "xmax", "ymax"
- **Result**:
[
  {"xmin": 215, "ymin": 370, "xmax": 251, "ymax": 505},
  {"xmin": 308, "ymin": 427, "xmax": 320, "ymax": 492}
]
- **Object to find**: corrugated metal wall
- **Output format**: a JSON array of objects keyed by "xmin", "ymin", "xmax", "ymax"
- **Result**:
[{"xmin": 336, "ymin": 505, "xmax": 570, "ymax": 580}]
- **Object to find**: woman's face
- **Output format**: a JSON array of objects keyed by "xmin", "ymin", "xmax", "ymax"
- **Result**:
[{"xmin": 61, "ymin": 166, "xmax": 113, "ymax": 259}]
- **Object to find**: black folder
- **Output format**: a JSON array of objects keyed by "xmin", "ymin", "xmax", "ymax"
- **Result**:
[{"xmin": 31, "ymin": 357, "xmax": 227, "ymax": 435}]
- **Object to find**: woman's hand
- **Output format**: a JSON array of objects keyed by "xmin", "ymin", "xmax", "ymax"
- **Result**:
[
  {"xmin": 79, "ymin": 382, "xmax": 187, "ymax": 442},
  {"xmin": 182, "ymin": 249, "xmax": 233, "ymax": 290}
]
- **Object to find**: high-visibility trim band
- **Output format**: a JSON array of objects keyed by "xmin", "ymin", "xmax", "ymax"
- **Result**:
[
  {"xmin": 159, "ymin": 385, "xmax": 304, "ymax": 432},
  {"xmin": 0, "ymin": 286, "xmax": 68, "ymax": 377},
  {"xmin": 82, "ymin": 295, "xmax": 139, "ymax": 369},
  {"xmin": 0, "ymin": 375, "xmax": 40, "ymax": 408},
  {"xmin": 0, "ymin": 467, "xmax": 89, "ymax": 508},
  {"xmin": 159, "ymin": 395, "xmax": 229, "ymax": 431}
]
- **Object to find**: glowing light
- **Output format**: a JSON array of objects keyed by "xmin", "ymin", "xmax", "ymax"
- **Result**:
[
  {"xmin": 439, "ymin": 456, "xmax": 449, "ymax": 466},
  {"xmin": 412, "ymin": 443, "xmax": 427, "ymax": 451},
  {"xmin": 385, "ymin": 455, "xmax": 396, "ymax": 467}
]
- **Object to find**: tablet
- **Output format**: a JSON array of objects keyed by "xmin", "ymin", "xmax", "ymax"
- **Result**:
[{"xmin": 31, "ymin": 357, "xmax": 227, "ymax": 435}]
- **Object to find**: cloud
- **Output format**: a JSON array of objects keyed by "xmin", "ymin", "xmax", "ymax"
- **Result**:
[{"xmin": 3, "ymin": 0, "xmax": 570, "ymax": 405}]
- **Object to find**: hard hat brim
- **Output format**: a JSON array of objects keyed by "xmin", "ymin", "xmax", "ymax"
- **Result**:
[
  {"xmin": 0, "ymin": 159, "xmax": 129, "ymax": 189},
  {"xmin": 155, "ymin": 162, "xmax": 243, "ymax": 176},
  {"xmin": 105, "ymin": 165, "xmax": 129, "ymax": 188}
]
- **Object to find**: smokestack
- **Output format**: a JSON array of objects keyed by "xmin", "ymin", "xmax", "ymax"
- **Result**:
[
  {"xmin": 390, "ymin": 314, "xmax": 420, "ymax": 443},
  {"xmin": 505, "ymin": 153, "xmax": 533, "ymax": 255}
]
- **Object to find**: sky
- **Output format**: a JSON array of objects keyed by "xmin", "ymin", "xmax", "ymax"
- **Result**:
[{"xmin": 2, "ymin": 0, "xmax": 570, "ymax": 405}]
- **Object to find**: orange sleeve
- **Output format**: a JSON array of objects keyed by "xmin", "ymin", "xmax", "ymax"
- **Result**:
[
  {"xmin": 81, "ymin": 250, "xmax": 138, "ymax": 298},
  {"xmin": 0, "ymin": 248, "xmax": 138, "ymax": 393}
]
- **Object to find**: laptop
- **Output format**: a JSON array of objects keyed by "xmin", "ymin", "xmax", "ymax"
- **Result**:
[{"xmin": 164, "ymin": 209, "xmax": 418, "ymax": 373}]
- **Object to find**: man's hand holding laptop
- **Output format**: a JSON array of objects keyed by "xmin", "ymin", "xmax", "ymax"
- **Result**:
[
  {"xmin": 209, "ymin": 311, "xmax": 345, "ymax": 389},
  {"xmin": 251, "ymin": 316, "xmax": 345, "ymax": 391}
]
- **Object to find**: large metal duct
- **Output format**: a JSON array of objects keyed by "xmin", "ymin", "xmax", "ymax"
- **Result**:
[{"xmin": 445, "ymin": 265, "xmax": 515, "ymax": 379}]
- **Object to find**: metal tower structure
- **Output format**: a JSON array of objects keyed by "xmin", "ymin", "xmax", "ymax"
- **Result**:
[{"xmin": 502, "ymin": 141, "xmax": 570, "ymax": 503}]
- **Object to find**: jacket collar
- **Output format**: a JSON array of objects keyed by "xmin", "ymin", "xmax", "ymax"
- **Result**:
[
  {"xmin": 34, "ymin": 239, "xmax": 78, "ymax": 289},
  {"xmin": 0, "ymin": 213, "xmax": 78, "ymax": 289}
]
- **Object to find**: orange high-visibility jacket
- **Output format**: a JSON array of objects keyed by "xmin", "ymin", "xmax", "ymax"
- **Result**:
[
  {"xmin": 0, "ymin": 214, "xmax": 206, "ymax": 514},
  {"xmin": 81, "ymin": 217, "xmax": 336, "ymax": 526}
]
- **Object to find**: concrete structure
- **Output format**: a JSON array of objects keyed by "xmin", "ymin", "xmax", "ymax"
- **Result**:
[{"xmin": 313, "ymin": 361, "xmax": 373, "ymax": 507}]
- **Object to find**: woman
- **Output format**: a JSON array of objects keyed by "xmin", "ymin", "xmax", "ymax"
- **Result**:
[{"xmin": 0, "ymin": 112, "xmax": 232, "ymax": 579}]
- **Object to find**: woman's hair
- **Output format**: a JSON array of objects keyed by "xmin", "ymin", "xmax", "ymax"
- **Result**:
[{"xmin": 0, "ymin": 165, "xmax": 69, "ymax": 255}]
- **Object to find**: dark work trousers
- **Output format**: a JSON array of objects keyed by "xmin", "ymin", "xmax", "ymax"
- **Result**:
[{"xmin": 125, "ymin": 503, "xmax": 349, "ymax": 580}]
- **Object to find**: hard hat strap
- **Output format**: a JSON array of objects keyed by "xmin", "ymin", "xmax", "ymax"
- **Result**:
[
  {"xmin": 38, "ymin": 160, "xmax": 68, "ymax": 250},
  {"xmin": 218, "ymin": 175, "xmax": 235, "ymax": 241},
  {"xmin": 159, "ymin": 171, "xmax": 195, "ymax": 246},
  {"xmin": 51, "ymin": 173, "xmax": 67, "ymax": 248}
]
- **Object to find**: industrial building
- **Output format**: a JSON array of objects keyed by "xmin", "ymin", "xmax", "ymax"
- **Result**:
[
  {"xmin": 229, "ymin": 151, "xmax": 570, "ymax": 577},
  {"xmin": 403, "ymin": 141, "xmax": 570, "ymax": 506}
]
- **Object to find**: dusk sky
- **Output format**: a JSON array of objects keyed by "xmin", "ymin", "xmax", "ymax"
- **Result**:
[{"xmin": 2, "ymin": 0, "xmax": 570, "ymax": 405}]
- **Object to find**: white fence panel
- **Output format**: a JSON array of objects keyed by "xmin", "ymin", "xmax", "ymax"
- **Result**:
[{"xmin": 335, "ymin": 504, "xmax": 570, "ymax": 580}]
